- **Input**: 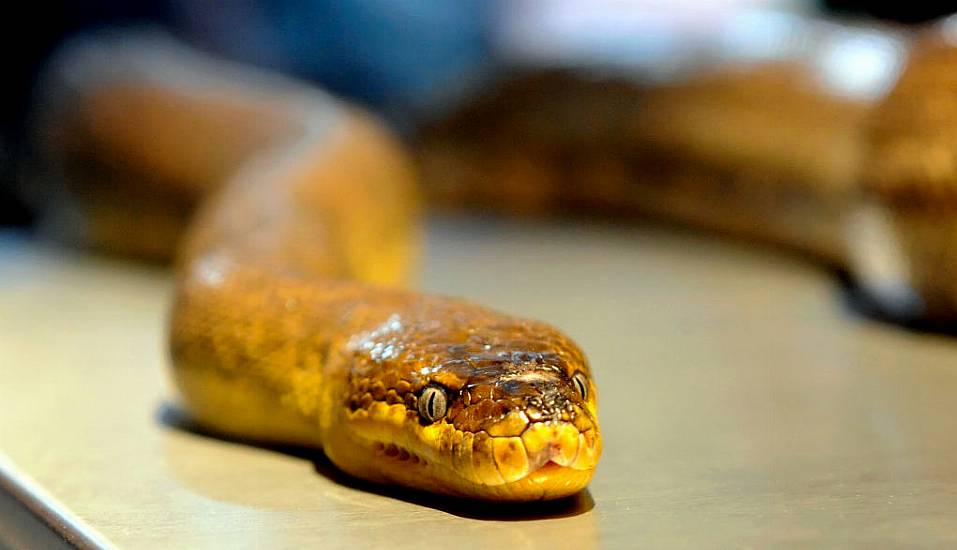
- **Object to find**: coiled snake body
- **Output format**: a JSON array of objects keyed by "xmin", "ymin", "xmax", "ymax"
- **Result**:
[{"xmin": 44, "ymin": 37, "xmax": 601, "ymax": 501}]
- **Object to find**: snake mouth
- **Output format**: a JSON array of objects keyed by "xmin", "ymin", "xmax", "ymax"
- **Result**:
[
  {"xmin": 441, "ymin": 420, "xmax": 600, "ymax": 498},
  {"xmin": 370, "ymin": 420, "xmax": 598, "ymax": 471},
  {"xmin": 527, "ymin": 460, "xmax": 582, "ymax": 484},
  {"xmin": 368, "ymin": 427, "xmax": 597, "ymax": 477},
  {"xmin": 343, "ymin": 402, "xmax": 600, "ymax": 500},
  {"xmin": 378, "ymin": 426, "xmax": 598, "ymax": 500},
  {"xmin": 537, "ymin": 461, "xmax": 567, "ymax": 474}
]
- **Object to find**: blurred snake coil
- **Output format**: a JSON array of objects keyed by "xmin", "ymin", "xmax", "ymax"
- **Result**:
[{"xmin": 32, "ymin": 16, "xmax": 957, "ymax": 500}]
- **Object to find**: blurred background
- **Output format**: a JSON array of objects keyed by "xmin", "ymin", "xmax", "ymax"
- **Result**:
[
  {"xmin": 3, "ymin": 0, "xmax": 953, "ymax": 229},
  {"xmin": 10, "ymin": 0, "xmax": 957, "ymax": 328}
]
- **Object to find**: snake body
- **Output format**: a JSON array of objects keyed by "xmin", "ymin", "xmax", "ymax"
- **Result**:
[
  {"xmin": 42, "ymin": 36, "xmax": 600, "ymax": 501},
  {"xmin": 37, "ymin": 14, "xmax": 957, "ymax": 502}
]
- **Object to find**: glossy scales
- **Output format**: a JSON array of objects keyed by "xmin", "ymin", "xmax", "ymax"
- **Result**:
[{"xmin": 59, "ymin": 41, "xmax": 608, "ymax": 501}]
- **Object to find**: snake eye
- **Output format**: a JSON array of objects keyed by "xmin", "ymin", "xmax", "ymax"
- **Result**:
[
  {"xmin": 418, "ymin": 386, "xmax": 448, "ymax": 423},
  {"xmin": 572, "ymin": 372, "xmax": 589, "ymax": 401}
]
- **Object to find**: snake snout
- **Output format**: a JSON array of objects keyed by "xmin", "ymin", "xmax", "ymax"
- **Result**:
[
  {"xmin": 487, "ymin": 382, "xmax": 600, "ymax": 489},
  {"xmin": 519, "ymin": 421, "xmax": 600, "ymax": 473}
]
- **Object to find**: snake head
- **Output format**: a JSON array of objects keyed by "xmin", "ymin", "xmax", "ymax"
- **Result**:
[{"xmin": 330, "ymin": 307, "xmax": 602, "ymax": 501}]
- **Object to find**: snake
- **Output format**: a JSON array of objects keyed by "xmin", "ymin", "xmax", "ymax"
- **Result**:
[
  {"xmin": 38, "ymin": 34, "xmax": 601, "ymax": 502},
  {"xmin": 34, "ymin": 14, "xmax": 957, "ymax": 502}
]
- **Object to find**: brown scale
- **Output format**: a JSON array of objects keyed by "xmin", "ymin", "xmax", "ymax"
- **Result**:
[{"xmin": 340, "ymin": 320, "xmax": 594, "ymax": 445}]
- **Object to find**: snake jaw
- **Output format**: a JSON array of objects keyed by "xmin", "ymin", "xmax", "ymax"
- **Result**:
[
  {"xmin": 479, "ymin": 419, "xmax": 601, "ymax": 500},
  {"xmin": 337, "ymin": 397, "xmax": 600, "ymax": 501}
]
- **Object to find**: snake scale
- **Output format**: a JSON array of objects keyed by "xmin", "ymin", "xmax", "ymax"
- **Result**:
[{"xmin": 39, "ymin": 35, "xmax": 601, "ymax": 501}]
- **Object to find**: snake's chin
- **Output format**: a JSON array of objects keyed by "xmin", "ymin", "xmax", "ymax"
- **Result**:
[
  {"xmin": 504, "ymin": 460, "xmax": 598, "ymax": 501},
  {"xmin": 333, "ymin": 403, "xmax": 600, "ymax": 501},
  {"xmin": 330, "ymin": 395, "xmax": 601, "ymax": 501},
  {"xmin": 358, "ymin": 438, "xmax": 598, "ymax": 501}
]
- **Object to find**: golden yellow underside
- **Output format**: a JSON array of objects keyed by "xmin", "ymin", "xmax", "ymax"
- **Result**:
[{"xmin": 173, "ymin": 364, "xmax": 600, "ymax": 501}]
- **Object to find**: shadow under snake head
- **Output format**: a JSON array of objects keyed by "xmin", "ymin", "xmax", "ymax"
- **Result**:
[{"xmin": 325, "ymin": 305, "xmax": 602, "ymax": 501}]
